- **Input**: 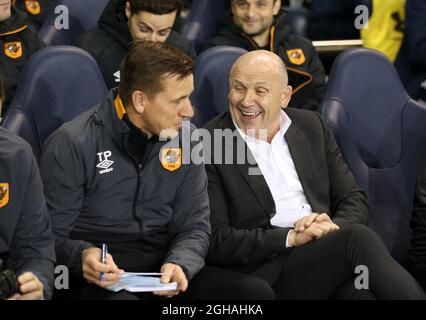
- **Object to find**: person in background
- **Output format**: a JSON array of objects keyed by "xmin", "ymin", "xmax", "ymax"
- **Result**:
[
  {"xmin": 204, "ymin": 0, "xmax": 326, "ymax": 111},
  {"xmin": 75, "ymin": 0, "xmax": 196, "ymax": 89},
  {"xmin": 0, "ymin": 0, "xmax": 43, "ymax": 114},
  {"xmin": 14, "ymin": 0, "xmax": 51, "ymax": 31}
]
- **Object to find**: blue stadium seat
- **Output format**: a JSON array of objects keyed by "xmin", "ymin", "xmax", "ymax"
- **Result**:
[
  {"xmin": 0, "ymin": 46, "xmax": 108, "ymax": 160},
  {"xmin": 322, "ymin": 48, "xmax": 426, "ymax": 264},
  {"xmin": 190, "ymin": 46, "xmax": 247, "ymax": 127},
  {"xmin": 282, "ymin": 6, "xmax": 309, "ymax": 37},
  {"xmin": 38, "ymin": 0, "xmax": 108, "ymax": 45},
  {"xmin": 181, "ymin": 0, "xmax": 229, "ymax": 53}
]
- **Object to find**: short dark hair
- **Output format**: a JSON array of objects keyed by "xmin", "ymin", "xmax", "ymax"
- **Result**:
[
  {"xmin": 128, "ymin": 0, "xmax": 182, "ymax": 16},
  {"xmin": 230, "ymin": 0, "xmax": 278, "ymax": 5},
  {"xmin": 118, "ymin": 40, "xmax": 193, "ymax": 106}
]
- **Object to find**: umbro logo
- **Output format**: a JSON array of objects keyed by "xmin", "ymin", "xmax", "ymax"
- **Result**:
[
  {"xmin": 97, "ymin": 151, "xmax": 114, "ymax": 174},
  {"xmin": 114, "ymin": 70, "xmax": 120, "ymax": 83}
]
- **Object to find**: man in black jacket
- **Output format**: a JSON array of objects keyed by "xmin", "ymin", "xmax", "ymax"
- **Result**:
[
  {"xmin": 204, "ymin": 0, "xmax": 326, "ymax": 111},
  {"xmin": 0, "ymin": 82, "xmax": 56, "ymax": 300},
  {"xmin": 203, "ymin": 49, "xmax": 425, "ymax": 299},
  {"xmin": 410, "ymin": 151, "xmax": 426, "ymax": 291},
  {"xmin": 0, "ymin": 0, "xmax": 43, "ymax": 114},
  {"xmin": 75, "ymin": 0, "xmax": 196, "ymax": 89},
  {"xmin": 41, "ymin": 41, "xmax": 274, "ymax": 300}
]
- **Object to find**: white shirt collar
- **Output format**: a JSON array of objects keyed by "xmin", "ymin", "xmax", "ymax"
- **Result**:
[{"xmin": 233, "ymin": 109, "xmax": 292, "ymax": 144}]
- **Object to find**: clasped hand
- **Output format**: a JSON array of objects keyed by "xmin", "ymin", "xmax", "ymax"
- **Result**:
[{"xmin": 288, "ymin": 213, "xmax": 340, "ymax": 247}]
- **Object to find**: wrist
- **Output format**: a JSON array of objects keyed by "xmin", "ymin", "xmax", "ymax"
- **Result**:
[{"xmin": 287, "ymin": 229, "xmax": 296, "ymax": 247}]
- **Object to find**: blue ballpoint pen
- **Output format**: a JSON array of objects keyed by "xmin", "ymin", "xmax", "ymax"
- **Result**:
[{"xmin": 100, "ymin": 243, "xmax": 107, "ymax": 282}]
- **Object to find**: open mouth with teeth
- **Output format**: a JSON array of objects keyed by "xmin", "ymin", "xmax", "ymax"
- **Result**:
[{"xmin": 240, "ymin": 109, "xmax": 262, "ymax": 120}]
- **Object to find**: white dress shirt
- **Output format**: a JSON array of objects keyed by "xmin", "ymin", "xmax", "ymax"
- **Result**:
[{"xmin": 234, "ymin": 110, "xmax": 313, "ymax": 246}]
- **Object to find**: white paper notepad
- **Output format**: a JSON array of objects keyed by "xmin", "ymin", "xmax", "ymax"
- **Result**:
[{"xmin": 107, "ymin": 273, "xmax": 177, "ymax": 293}]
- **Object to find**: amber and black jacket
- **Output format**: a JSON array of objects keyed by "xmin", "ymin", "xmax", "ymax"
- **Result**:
[
  {"xmin": 14, "ymin": 0, "xmax": 51, "ymax": 31},
  {"xmin": 40, "ymin": 89, "xmax": 210, "ymax": 280},
  {"xmin": 0, "ymin": 7, "xmax": 43, "ymax": 112},
  {"xmin": 0, "ymin": 127, "xmax": 56, "ymax": 299},
  {"xmin": 205, "ymin": 12, "xmax": 326, "ymax": 111}
]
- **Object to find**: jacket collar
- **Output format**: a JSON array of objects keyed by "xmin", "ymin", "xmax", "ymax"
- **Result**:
[
  {"xmin": 94, "ymin": 89, "xmax": 181, "ymax": 154},
  {"xmin": 220, "ymin": 112, "xmax": 275, "ymax": 216},
  {"xmin": 94, "ymin": 89, "xmax": 130, "ymax": 149},
  {"xmin": 0, "ymin": 7, "xmax": 28, "ymax": 35},
  {"xmin": 283, "ymin": 112, "xmax": 316, "ymax": 206}
]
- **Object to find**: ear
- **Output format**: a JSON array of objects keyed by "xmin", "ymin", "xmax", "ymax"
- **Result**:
[
  {"xmin": 273, "ymin": 0, "xmax": 282, "ymax": 16},
  {"xmin": 281, "ymin": 85, "xmax": 292, "ymax": 108},
  {"xmin": 125, "ymin": 1, "xmax": 131, "ymax": 20},
  {"xmin": 131, "ymin": 90, "xmax": 147, "ymax": 114}
]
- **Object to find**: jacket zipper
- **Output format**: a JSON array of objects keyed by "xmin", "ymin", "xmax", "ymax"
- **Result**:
[
  {"xmin": 240, "ymin": 25, "xmax": 276, "ymax": 51},
  {"xmin": 132, "ymin": 162, "xmax": 143, "ymax": 220}
]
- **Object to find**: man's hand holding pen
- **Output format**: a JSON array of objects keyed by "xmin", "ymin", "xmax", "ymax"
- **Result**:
[{"xmin": 82, "ymin": 246, "xmax": 124, "ymax": 288}]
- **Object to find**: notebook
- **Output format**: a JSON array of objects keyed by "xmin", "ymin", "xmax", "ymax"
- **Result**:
[{"xmin": 106, "ymin": 272, "xmax": 177, "ymax": 293}]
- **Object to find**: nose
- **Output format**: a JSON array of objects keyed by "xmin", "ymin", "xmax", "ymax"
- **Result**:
[
  {"xmin": 241, "ymin": 90, "xmax": 255, "ymax": 107},
  {"xmin": 180, "ymin": 99, "xmax": 194, "ymax": 119},
  {"xmin": 246, "ymin": 4, "xmax": 255, "ymax": 18},
  {"xmin": 147, "ymin": 33, "xmax": 158, "ymax": 42}
]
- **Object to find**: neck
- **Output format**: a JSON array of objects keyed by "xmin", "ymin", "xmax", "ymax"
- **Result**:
[
  {"xmin": 252, "ymin": 29, "xmax": 270, "ymax": 48},
  {"xmin": 266, "ymin": 123, "xmax": 280, "ymax": 143},
  {"xmin": 125, "ymin": 106, "xmax": 154, "ymax": 139}
]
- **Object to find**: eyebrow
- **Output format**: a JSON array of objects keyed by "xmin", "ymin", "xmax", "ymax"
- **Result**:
[
  {"xmin": 233, "ymin": 79, "xmax": 270, "ymax": 87},
  {"xmin": 173, "ymin": 94, "xmax": 188, "ymax": 102},
  {"xmin": 137, "ymin": 22, "xmax": 172, "ymax": 33},
  {"xmin": 137, "ymin": 22, "xmax": 152, "ymax": 31},
  {"xmin": 233, "ymin": 79, "xmax": 247, "ymax": 87},
  {"xmin": 254, "ymin": 82, "xmax": 270, "ymax": 88}
]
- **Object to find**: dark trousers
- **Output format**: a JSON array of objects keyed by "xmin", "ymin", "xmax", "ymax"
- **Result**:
[
  {"xmin": 410, "ymin": 265, "xmax": 426, "ymax": 292},
  {"xmin": 251, "ymin": 224, "xmax": 425, "ymax": 299},
  {"xmin": 60, "ymin": 224, "xmax": 425, "ymax": 300}
]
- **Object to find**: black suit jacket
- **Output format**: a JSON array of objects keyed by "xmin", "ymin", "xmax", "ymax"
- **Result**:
[
  {"xmin": 410, "ymin": 150, "xmax": 426, "ymax": 289},
  {"xmin": 203, "ymin": 109, "xmax": 369, "ymax": 270}
]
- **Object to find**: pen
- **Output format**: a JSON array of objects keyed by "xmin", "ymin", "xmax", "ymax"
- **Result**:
[{"xmin": 100, "ymin": 243, "xmax": 107, "ymax": 282}]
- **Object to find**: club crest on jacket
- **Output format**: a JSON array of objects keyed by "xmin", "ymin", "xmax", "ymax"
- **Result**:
[
  {"xmin": 161, "ymin": 148, "xmax": 182, "ymax": 172},
  {"xmin": 0, "ymin": 183, "xmax": 10, "ymax": 208},
  {"xmin": 4, "ymin": 41, "xmax": 23, "ymax": 59}
]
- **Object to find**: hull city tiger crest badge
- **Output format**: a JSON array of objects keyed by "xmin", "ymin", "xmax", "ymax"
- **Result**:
[
  {"xmin": 161, "ymin": 148, "xmax": 182, "ymax": 172},
  {"xmin": 286, "ymin": 48, "xmax": 306, "ymax": 65},
  {"xmin": 25, "ymin": 0, "xmax": 41, "ymax": 15},
  {"xmin": 4, "ymin": 41, "xmax": 22, "ymax": 59},
  {"xmin": 0, "ymin": 183, "xmax": 10, "ymax": 208}
]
